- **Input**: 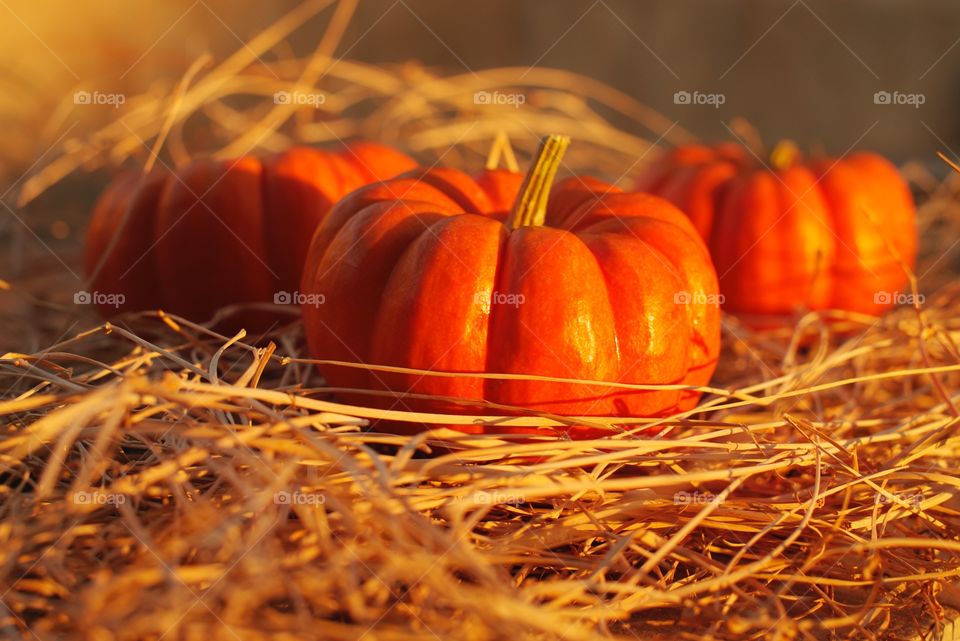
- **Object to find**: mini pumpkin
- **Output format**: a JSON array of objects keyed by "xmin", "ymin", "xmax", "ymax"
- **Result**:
[
  {"xmin": 84, "ymin": 142, "xmax": 416, "ymax": 329},
  {"xmin": 300, "ymin": 136, "xmax": 721, "ymax": 435},
  {"xmin": 636, "ymin": 141, "xmax": 917, "ymax": 318}
]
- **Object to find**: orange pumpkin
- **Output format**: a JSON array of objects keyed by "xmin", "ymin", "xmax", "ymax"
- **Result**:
[
  {"xmin": 636, "ymin": 141, "xmax": 917, "ymax": 318},
  {"xmin": 84, "ymin": 142, "xmax": 416, "ymax": 329},
  {"xmin": 300, "ymin": 136, "xmax": 721, "ymax": 435}
]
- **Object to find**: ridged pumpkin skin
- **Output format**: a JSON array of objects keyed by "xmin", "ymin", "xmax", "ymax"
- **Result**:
[
  {"xmin": 636, "ymin": 143, "xmax": 917, "ymax": 317},
  {"xmin": 84, "ymin": 142, "xmax": 416, "ymax": 329},
  {"xmin": 300, "ymin": 145, "xmax": 721, "ymax": 436}
]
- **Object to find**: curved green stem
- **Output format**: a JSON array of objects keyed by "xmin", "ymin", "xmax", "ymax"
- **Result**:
[{"xmin": 507, "ymin": 135, "xmax": 570, "ymax": 230}]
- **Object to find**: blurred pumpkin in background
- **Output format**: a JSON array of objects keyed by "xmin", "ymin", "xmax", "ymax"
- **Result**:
[
  {"xmin": 300, "ymin": 136, "xmax": 720, "ymax": 436},
  {"xmin": 636, "ymin": 141, "xmax": 917, "ymax": 318},
  {"xmin": 84, "ymin": 141, "xmax": 416, "ymax": 329}
]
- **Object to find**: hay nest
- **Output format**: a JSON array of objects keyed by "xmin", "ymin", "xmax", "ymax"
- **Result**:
[{"xmin": 3, "ymin": 2, "xmax": 960, "ymax": 639}]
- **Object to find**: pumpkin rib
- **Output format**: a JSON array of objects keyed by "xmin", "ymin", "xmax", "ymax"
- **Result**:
[
  {"xmin": 581, "ymin": 214, "xmax": 718, "ymax": 406},
  {"xmin": 481, "ymin": 211, "xmax": 516, "ymax": 405},
  {"xmin": 812, "ymin": 154, "xmax": 917, "ymax": 311},
  {"xmin": 153, "ymin": 156, "xmax": 275, "ymax": 324},
  {"xmin": 483, "ymin": 226, "xmax": 620, "ymax": 415},
  {"xmin": 302, "ymin": 200, "xmax": 459, "ymax": 397},
  {"xmin": 262, "ymin": 148, "xmax": 365, "ymax": 294},
  {"xmin": 259, "ymin": 155, "xmax": 282, "ymax": 295},
  {"xmin": 580, "ymin": 229, "xmax": 689, "ymax": 416},
  {"xmin": 117, "ymin": 171, "xmax": 169, "ymax": 313},
  {"xmin": 396, "ymin": 167, "xmax": 495, "ymax": 213},
  {"xmin": 86, "ymin": 171, "xmax": 167, "ymax": 315},
  {"xmin": 85, "ymin": 172, "xmax": 136, "ymax": 280},
  {"xmin": 473, "ymin": 168, "xmax": 523, "ymax": 212},
  {"xmin": 339, "ymin": 141, "xmax": 419, "ymax": 183},
  {"xmin": 657, "ymin": 161, "xmax": 737, "ymax": 240},
  {"xmin": 547, "ymin": 175, "xmax": 622, "ymax": 229},
  {"xmin": 369, "ymin": 214, "xmax": 507, "ymax": 413},
  {"xmin": 309, "ymin": 181, "xmax": 465, "ymax": 263},
  {"xmin": 775, "ymin": 165, "xmax": 836, "ymax": 310},
  {"xmin": 711, "ymin": 168, "xmax": 835, "ymax": 315}
]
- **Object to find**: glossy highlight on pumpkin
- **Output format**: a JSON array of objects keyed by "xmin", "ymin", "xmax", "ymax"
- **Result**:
[
  {"xmin": 636, "ymin": 141, "xmax": 917, "ymax": 317},
  {"xmin": 84, "ymin": 142, "xmax": 417, "ymax": 330},
  {"xmin": 300, "ymin": 137, "xmax": 721, "ymax": 436}
]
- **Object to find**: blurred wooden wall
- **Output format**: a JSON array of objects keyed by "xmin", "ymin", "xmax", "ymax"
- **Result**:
[
  {"xmin": 3, "ymin": 0, "xmax": 958, "ymax": 169},
  {"xmin": 332, "ymin": 0, "xmax": 960, "ymax": 162}
]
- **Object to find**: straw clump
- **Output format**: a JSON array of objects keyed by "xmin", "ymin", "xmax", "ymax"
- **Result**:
[{"xmin": 1, "ymin": 294, "xmax": 959, "ymax": 640}]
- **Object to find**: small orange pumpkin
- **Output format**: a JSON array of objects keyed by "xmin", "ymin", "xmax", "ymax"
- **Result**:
[
  {"xmin": 85, "ymin": 142, "xmax": 416, "ymax": 329},
  {"xmin": 636, "ymin": 141, "xmax": 917, "ymax": 318},
  {"xmin": 300, "ymin": 136, "xmax": 721, "ymax": 435}
]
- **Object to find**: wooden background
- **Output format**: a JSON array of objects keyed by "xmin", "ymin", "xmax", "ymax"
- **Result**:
[{"xmin": 3, "ymin": 0, "xmax": 959, "ymax": 176}]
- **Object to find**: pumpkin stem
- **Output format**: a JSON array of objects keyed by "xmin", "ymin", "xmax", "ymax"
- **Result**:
[
  {"xmin": 770, "ymin": 140, "xmax": 800, "ymax": 170},
  {"xmin": 507, "ymin": 135, "xmax": 570, "ymax": 230}
]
